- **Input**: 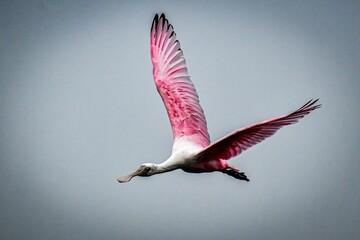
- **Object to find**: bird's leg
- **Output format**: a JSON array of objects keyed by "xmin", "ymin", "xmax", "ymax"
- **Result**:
[{"xmin": 221, "ymin": 167, "xmax": 250, "ymax": 182}]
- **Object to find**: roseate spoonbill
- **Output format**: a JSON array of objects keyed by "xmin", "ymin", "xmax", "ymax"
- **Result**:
[{"xmin": 117, "ymin": 13, "xmax": 321, "ymax": 183}]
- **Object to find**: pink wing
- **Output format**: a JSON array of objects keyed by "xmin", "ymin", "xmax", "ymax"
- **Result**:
[
  {"xmin": 195, "ymin": 99, "xmax": 321, "ymax": 162},
  {"xmin": 150, "ymin": 14, "xmax": 210, "ymax": 147}
]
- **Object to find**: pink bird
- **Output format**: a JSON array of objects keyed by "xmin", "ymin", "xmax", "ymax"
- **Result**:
[{"xmin": 117, "ymin": 13, "xmax": 320, "ymax": 183}]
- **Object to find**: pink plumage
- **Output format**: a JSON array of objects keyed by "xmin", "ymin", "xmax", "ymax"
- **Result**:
[
  {"xmin": 117, "ymin": 14, "xmax": 321, "ymax": 183},
  {"xmin": 195, "ymin": 99, "xmax": 320, "ymax": 163},
  {"xmin": 150, "ymin": 13, "xmax": 210, "ymax": 148}
]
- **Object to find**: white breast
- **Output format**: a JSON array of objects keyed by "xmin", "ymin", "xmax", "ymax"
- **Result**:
[{"xmin": 159, "ymin": 136, "xmax": 204, "ymax": 169}]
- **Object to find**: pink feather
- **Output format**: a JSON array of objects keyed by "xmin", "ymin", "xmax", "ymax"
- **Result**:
[
  {"xmin": 194, "ymin": 99, "xmax": 321, "ymax": 163},
  {"xmin": 150, "ymin": 14, "xmax": 210, "ymax": 148}
]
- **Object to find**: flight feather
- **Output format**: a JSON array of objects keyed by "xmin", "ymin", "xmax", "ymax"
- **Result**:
[{"xmin": 150, "ymin": 14, "xmax": 210, "ymax": 147}]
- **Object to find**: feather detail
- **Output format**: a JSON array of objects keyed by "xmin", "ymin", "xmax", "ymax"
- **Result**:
[
  {"xmin": 194, "ymin": 99, "xmax": 321, "ymax": 162},
  {"xmin": 150, "ymin": 13, "xmax": 210, "ymax": 147}
]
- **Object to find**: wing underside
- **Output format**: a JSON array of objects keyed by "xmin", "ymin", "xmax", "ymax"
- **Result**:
[
  {"xmin": 195, "ymin": 99, "xmax": 321, "ymax": 162},
  {"xmin": 150, "ymin": 14, "xmax": 210, "ymax": 147}
]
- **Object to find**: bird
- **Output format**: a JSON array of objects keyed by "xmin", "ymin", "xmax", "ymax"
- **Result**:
[{"xmin": 117, "ymin": 13, "xmax": 321, "ymax": 183}]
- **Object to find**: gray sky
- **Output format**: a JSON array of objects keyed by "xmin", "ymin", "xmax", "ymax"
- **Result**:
[{"xmin": 1, "ymin": 0, "xmax": 359, "ymax": 239}]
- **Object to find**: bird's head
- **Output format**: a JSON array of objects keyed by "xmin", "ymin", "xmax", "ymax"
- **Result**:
[{"xmin": 117, "ymin": 163, "xmax": 158, "ymax": 183}]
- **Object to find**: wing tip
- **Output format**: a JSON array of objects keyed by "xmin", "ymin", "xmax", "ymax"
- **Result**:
[
  {"xmin": 152, "ymin": 13, "xmax": 175, "ymax": 36},
  {"xmin": 300, "ymin": 98, "xmax": 321, "ymax": 112},
  {"xmin": 160, "ymin": 13, "xmax": 166, "ymax": 20},
  {"xmin": 151, "ymin": 14, "xmax": 159, "ymax": 32},
  {"xmin": 152, "ymin": 13, "xmax": 167, "ymax": 31}
]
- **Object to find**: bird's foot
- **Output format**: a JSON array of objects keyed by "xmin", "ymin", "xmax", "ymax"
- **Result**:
[
  {"xmin": 221, "ymin": 168, "xmax": 250, "ymax": 182},
  {"xmin": 237, "ymin": 172, "xmax": 250, "ymax": 182}
]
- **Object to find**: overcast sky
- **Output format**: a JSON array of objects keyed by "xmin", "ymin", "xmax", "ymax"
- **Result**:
[{"xmin": 1, "ymin": 1, "xmax": 359, "ymax": 239}]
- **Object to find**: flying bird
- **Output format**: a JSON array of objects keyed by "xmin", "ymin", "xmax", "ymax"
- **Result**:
[{"xmin": 117, "ymin": 13, "xmax": 320, "ymax": 183}]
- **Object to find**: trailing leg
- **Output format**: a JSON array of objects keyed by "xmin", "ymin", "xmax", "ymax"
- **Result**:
[{"xmin": 221, "ymin": 167, "xmax": 250, "ymax": 181}]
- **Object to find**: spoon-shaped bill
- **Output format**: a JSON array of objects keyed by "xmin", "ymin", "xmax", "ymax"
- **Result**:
[{"xmin": 117, "ymin": 166, "xmax": 149, "ymax": 183}]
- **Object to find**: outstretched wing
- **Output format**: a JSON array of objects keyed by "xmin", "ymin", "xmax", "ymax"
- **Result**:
[
  {"xmin": 150, "ymin": 13, "xmax": 210, "ymax": 148},
  {"xmin": 195, "ymin": 99, "xmax": 321, "ymax": 162}
]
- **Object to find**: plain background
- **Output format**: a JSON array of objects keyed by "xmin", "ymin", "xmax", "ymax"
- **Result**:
[{"xmin": 1, "ymin": 0, "xmax": 359, "ymax": 239}]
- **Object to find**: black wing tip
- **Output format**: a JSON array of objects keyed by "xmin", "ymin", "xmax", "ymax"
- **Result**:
[
  {"xmin": 313, "ymin": 98, "xmax": 322, "ymax": 109},
  {"xmin": 151, "ymin": 13, "xmax": 180, "ymax": 49},
  {"xmin": 153, "ymin": 13, "xmax": 166, "ymax": 24},
  {"xmin": 151, "ymin": 14, "xmax": 159, "ymax": 31},
  {"xmin": 299, "ymin": 98, "xmax": 321, "ymax": 111},
  {"xmin": 151, "ymin": 13, "xmax": 171, "ymax": 32},
  {"xmin": 169, "ymin": 28, "xmax": 175, "ymax": 38},
  {"xmin": 309, "ymin": 98, "xmax": 321, "ymax": 110},
  {"xmin": 154, "ymin": 13, "xmax": 160, "ymax": 23}
]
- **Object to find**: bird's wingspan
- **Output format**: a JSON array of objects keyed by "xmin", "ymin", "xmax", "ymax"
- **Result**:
[
  {"xmin": 194, "ymin": 99, "xmax": 321, "ymax": 162},
  {"xmin": 150, "ymin": 13, "xmax": 210, "ymax": 147}
]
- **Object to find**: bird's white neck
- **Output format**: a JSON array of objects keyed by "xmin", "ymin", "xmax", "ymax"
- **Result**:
[
  {"xmin": 147, "ymin": 139, "xmax": 201, "ymax": 175},
  {"xmin": 146, "ymin": 154, "xmax": 184, "ymax": 175},
  {"xmin": 152, "ymin": 162, "xmax": 178, "ymax": 175}
]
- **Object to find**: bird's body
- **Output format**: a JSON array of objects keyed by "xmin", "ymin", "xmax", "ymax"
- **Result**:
[{"xmin": 117, "ymin": 13, "xmax": 320, "ymax": 183}]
